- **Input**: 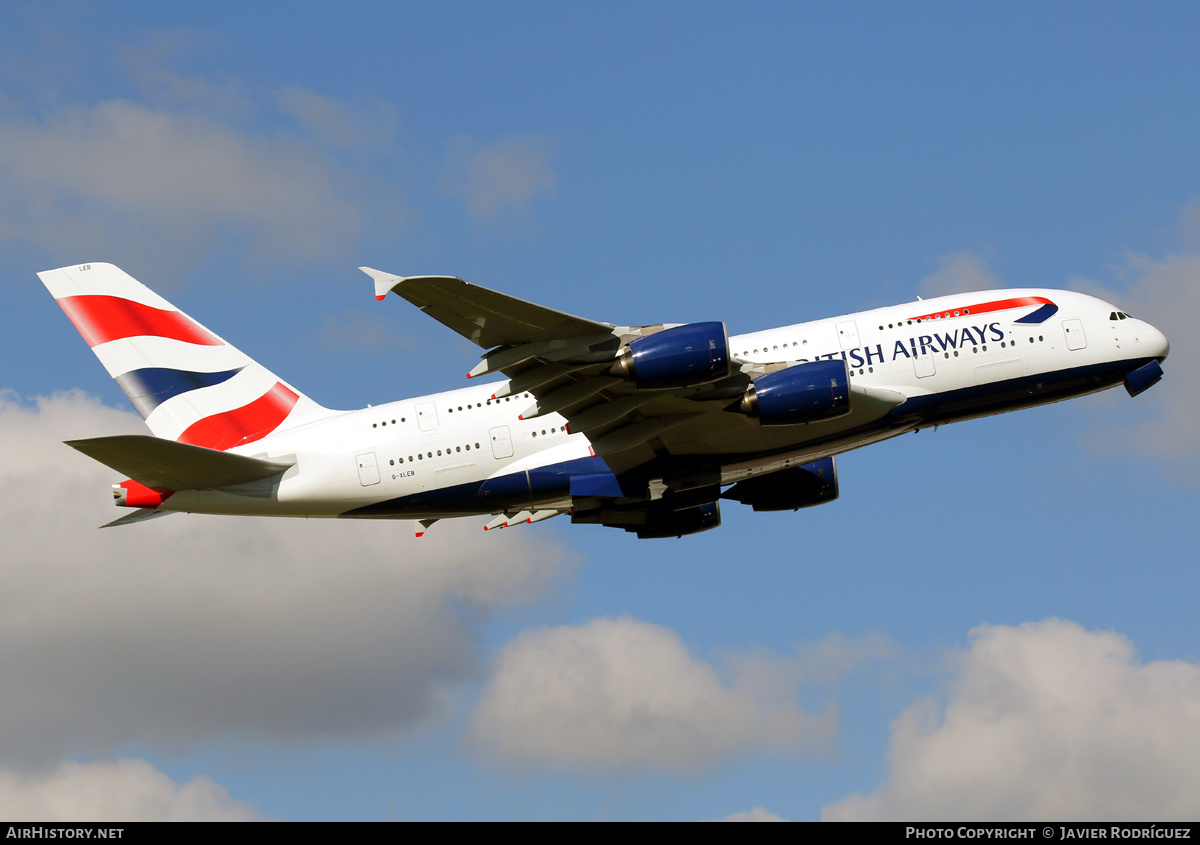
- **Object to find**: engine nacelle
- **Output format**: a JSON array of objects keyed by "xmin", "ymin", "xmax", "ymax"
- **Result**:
[
  {"xmin": 633, "ymin": 501, "xmax": 721, "ymax": 539},
  {"xmin": 738, "ymin": 360, "xmax": 850, "ymax": 425},
  {"xmin": 611, "ymin": 322, "xmax": 730, "ymax": 390},
  {"xmin": 721, "ymin": 458, "xmax": 838, "ymax": 512}
]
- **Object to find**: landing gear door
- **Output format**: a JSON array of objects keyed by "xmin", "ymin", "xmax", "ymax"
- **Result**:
[{"xmin": 1063, "ymin": 319, "xmax": 1087, "ymax": 351}]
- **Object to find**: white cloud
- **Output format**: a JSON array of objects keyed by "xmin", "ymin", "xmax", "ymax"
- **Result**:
[
  {"xmin": 116, "ymin": 32, "xmax": 254, "ymax": 121},
  {"xmin": 0, "ymin": 96, "xmax": 364, "ymax": 269},
  {"xmin": 468, "ymin": 616, "xmax": 837, "ymax": 772},
  {"xmin": 0, "ymin": 42, "xmax": 556, "ymax": 276},
  {"xmin": 0, "ymin": 759, "xmax": 265, "ymax": 822},
  {"xmin": 274, "ymin": 86, "xmax": 399, "ymax": 151},
  {"xmin": 726, "ymin": 630, "xmax": 900, "ymax": 694},
  {"xmin": 1074, "ymin": 246, "xmax": 1200, "ymax": 481},
  {"xmin": 1174, "ymin": 199, "xmax": 1200, "ymax": 247},
  {"xmin": 440, "ymin": 135, "xmax": 558, "ymax": 220},
  {"xmin": 0, "ymin": 391, "xmax": 575, "ymax": 765},
  {"xmin": 919, "ymin": 249, "xmax": 1004, "ymax": 298},
  {"xmin": 822, "ymin": 619, "xmax": 1200, "ymax": 821}
]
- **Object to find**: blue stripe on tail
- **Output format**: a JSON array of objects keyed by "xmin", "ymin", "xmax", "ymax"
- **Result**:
[{"xmin": 114, "ymin": 367, "xmax": 244, "ymax": 418}]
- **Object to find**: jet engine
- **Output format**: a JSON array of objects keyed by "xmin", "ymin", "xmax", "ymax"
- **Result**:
[
  {"xmin": 611, "ymin": 322, "xmax": 730, "ymax": 389},
  {"xmin": 737, "ymin": 360, "xmax": 850, "ymax": 425},
  {"xmin": 632, "ymin": 501, "xmax": 721, "ymax": 539},
  {"xmin": 721, "ymin": 458, "xmax": 839, "ymax": 511}
]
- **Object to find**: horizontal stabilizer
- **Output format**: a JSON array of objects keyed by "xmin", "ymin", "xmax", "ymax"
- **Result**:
[
  {"xmin": 101, "ymin": 507, "xmax": 176, "ymax": 529},
  {"xmin": 66, "ymin": 435, "xmax": 294, "ymax": 490}
]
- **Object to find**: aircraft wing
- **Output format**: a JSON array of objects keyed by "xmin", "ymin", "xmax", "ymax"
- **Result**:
[
  {"xmin": 365, "ymin": 269, "xmax": 905, "ymax": 477},
  {"xmin": 360, "ymin": 269, "xmax": 613, "ymax": 349}
]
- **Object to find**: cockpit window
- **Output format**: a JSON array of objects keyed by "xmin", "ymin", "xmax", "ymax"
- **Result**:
[{"xmin": 1110, "ymin": 312, "xmax": 1118, "ymax": 320}]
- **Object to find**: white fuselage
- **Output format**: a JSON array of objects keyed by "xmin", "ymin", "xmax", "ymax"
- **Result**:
[{"xmin": 161, "ymin": 288, "xmax": 1168, "ymax": 519}]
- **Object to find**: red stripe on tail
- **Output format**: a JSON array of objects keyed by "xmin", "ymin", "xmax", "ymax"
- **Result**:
[
  {"xmin": 57, "ymin": 295, "xmax": 221, "ymax": 347},
  {"xmin": 177, "ymin": 382, "xmax": 300, "ymax": 451}
]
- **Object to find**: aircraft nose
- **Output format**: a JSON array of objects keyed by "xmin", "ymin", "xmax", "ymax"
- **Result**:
[{"xmin": 1144, "ymin": 322, "xmax": 1170, "ymax": 362}]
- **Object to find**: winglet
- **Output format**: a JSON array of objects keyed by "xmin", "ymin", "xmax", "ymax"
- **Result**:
[{"xmin": 359, "ymin": 266, "xmax": 404, "ymax": 302}]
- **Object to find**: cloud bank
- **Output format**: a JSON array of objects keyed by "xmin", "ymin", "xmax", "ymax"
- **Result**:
[
  {"xmin": 469, "ymin": 616, "xmax": 840, "ymax": 771},
  {"xmin": 0, "ymin": 49, "xmax": 559, "ymax": 278},
  {"xmin": 0, "ymin": 760, "xmax": 264, "ymax": 822},
  {"xmin": 823, "ymin": 619, "xmax": 1200, "ymax": 821},
  {"xmin": 0, "ymin": 99, "xmax": 364, "ymax": 267},
  {"xmin": 0, "ymin": 390, "xmax": 575, "ymax": 766}
]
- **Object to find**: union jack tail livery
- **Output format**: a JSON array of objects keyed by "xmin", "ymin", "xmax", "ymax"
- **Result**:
[{"xmin": 39, "ymin": 263, "xmax": 333, "ymax": 449}]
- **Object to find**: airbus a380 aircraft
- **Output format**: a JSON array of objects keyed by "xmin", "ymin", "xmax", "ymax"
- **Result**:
[{"xmin": 40, "ymin": 263, "xmax": 1168, "ymax": 538}]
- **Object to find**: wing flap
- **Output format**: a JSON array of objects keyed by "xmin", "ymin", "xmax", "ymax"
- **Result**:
[{"xmin": 66, "ymin": 435, "xmax": 295, "ymax": 490}]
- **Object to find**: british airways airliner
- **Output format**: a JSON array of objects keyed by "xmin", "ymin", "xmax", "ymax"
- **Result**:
[{"xmin": 40, "ymin": 263, "xmax": 1168, "ymax": 538}]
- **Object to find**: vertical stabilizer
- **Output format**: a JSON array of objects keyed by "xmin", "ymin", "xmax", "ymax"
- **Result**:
[{"xmin": 39, "ymin": 263, "xmax": 334, "ymax": 449}]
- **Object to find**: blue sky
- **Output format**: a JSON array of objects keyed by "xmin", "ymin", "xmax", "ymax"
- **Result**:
[{"xmin": 2, "ymin": 1, "xmax": 1199, "ymax": 821}]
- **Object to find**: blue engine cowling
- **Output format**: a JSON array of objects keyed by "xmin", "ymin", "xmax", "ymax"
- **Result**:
[
  {"xmin": 611, "ymin": 322, "xmax": 730, "ymax": 390},
  {"xmin": 721, "ymin": 458, "xmax": 839, "ymax": 512},
  {"xmin": 633, "ymin": 501, "xmax": 721, "ymax": 539},
  {"xmin": 738, "ymin": 360, "xmax": 850, "ymax": 425}
]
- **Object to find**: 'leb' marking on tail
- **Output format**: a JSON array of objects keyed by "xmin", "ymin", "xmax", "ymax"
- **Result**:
[
  {"xmin": 177, "ymin": 382, "xmax": 300, "ymax": 452},
  {"xmin": 57, "ymin": 295, "xmax": 221, "ymax": 347}
]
